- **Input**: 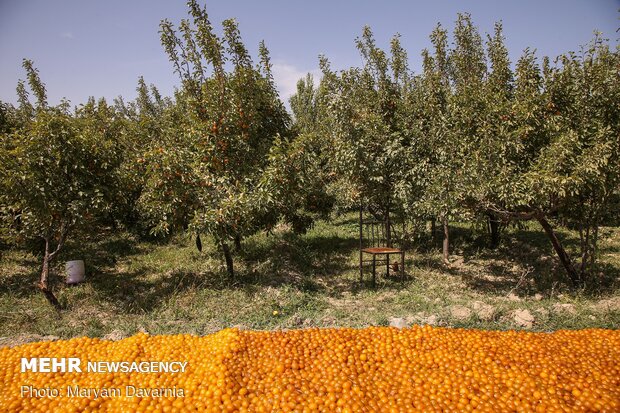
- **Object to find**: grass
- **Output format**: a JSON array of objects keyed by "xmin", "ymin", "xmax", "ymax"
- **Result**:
[{"xmin": 0, "ymin": 214, "xmax": 619, "ymax": 346}]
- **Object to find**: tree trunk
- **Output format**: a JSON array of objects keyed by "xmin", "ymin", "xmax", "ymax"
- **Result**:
[
  {"xmin": 385, "ymin": 193, "xmax": 392, "ymax": 247},
  {"xmin": 589, "ymin": 225, "xmax": 599, "ymax": 273},
  {"xmin": 442, "ymin": 217, "xmax": 450, "ymax": 264},
  {"xmin": 579, "ymin": 224, "xmax": 590, "ymax": 276},
  {"xmin": 221, "ymin": 242, "xmax": 234, "ymax": 278},
  {"xmin": 488, "ymin": 213, "xmax": 500, "ymax": 249},
  {"xmin": 537, "ymin": 215, "xmax": 580, "ymax": 286},
  {"xmin": 195, "ymin": 234, "xmax": 203, "ymax": 252},
  {"xmin": 359, "ymin": 204, "xmax": 364, "ymax": 283},
  {"xmin": 430, "ymin": 217, "xmax": 436, "ymax": 239},
  {"xmin": 577, "ymin": 199, "xmax": 591, "ymax": 277},
  {"xmin": 38, "ymin": 238, "xmax": 62, "ymax": 310},
  {"xmin": 234, "ymin": 234, "xmax": 242, "ymax": 252}
]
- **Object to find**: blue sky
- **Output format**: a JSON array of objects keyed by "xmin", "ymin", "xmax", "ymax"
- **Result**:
[{"xmin": 0, "ymin": 1, "xmax": 618, "ymax": 109}]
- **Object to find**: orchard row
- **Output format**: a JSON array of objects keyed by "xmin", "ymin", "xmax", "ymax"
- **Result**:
[{"xmin": 1, "ymin": 2, "xmax": 618, "ymax": 308}]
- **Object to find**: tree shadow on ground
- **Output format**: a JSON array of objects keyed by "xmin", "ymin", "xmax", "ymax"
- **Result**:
[
  {"xmin": 1, "ymin": 224, "xmax": 360, "ymax": 314},
  {"xmin": 3, "ymin": 218, "xmax": 617, "ymax": 315},
  {"xmin": 69, "ymin": 267, "xmax": 207, "ymax": 314},
  {"xmin": 0, "ymin": 230, "xmax": 150, "ymax": 303},
  {"xmin": 0, "ymin": 264, "xmax": 40, "ymax": 299},
  {"xmin": 238, "ymin": 231, "xmax": 359, "ymax": 292},
  {"xmin": 430, "ymin": 224, "xmax": 619, "ymax": 298},
  {"xmin": 238, "ymin": 217, "xmax": 420, "ymax": 298},
  {"xmin": 33, "ymin": 224, "xmax": 362, "ymax": 314}
]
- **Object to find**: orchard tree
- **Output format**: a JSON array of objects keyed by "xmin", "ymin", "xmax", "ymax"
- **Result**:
[
  {"xmin": 444, "ymin": 14, "xmax": 489, "ymax": 260},
  {"xmin": 112, "ymin": 77, "xmax": 179, "ymax": 232},
  {"xmin": 465, "ymin": 22, "xmax": 514, "ymax": 248},
  {"xmin": 412, "ymin": 14, "xmax": 487, "ymax": 263},
  {"xmin": 321, "ymin": 26, "xmax": 411, "ymax": 242},
  {"xmin": 140, "ymin": 0, "xmax": 289, "ymax": 277},
  {"xmin": 413, "ymin": 23, "xmax": 456, "ymax": 263},
  {"xmin": 0, "ymin": 101, "xmax": 20, "ymax": 246},
  {"xmin": 532, "ymin": 36, "xmax": 619, "ymax": 284},
  {"xmin": 281, "ymin": 74, "xmax": 336, "ymax": 228},
  {"xmin": 0, "ymin": 60, "xmax": 122, "ymax": 308},
  {"xmin": 0, "ymin": 102, "xmax": 14, "ymax": 134},
  {"xmin": 289, "ymin": 74, "xmax": 320, "ymax": 136},
  {"xmin": 259, "ymin": 135, "xmax": 332, "ymax": 235},
  {"xmin": 468, "ymin": 34, "xmax": 620, "ymax": 286}
]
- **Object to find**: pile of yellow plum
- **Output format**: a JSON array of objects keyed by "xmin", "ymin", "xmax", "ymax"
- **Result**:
[{"xmin": 1, "ymin": 326, "xmax": 618, "ymax": 412}]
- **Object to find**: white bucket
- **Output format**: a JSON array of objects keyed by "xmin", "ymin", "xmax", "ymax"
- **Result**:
[{"xmin": 65, "ymin": 260, "xmax": 85, "ymax": 284}]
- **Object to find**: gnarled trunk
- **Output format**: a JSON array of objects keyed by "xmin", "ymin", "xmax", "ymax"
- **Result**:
[
  {"xmin": 38, "ymin": 237, "xmax": 62, "ymax": 310},
  {"xmin": 221, "ymin": 242, "xmax": 234, "ymax": 278},
  {"xmin": 488, "ymin": 213, "xmax": 500, "ymax": 249},
  {"xmin": 195, "ymin": 233, "xmax": 203, "ymax": 252},
  {"xmin": 537, "ymin": 215, "xmax": 580, "ymax": 286},
  {"xmin": 442, "ymin": 217, "xmax": 450, "ymax": 264}
]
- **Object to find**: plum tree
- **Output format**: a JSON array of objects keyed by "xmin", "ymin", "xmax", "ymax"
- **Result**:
[
  {"xmin": 140, "ymin": 0, "xmax": 290, "ymax": 277},
  {"xmin": 0, "ymin": 60, "xmax": 122, "ymax": 308}
]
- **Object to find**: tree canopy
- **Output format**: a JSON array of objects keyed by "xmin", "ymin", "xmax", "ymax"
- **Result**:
[{"xmin": 1, "ymin": 5, "xmax": 618, "ymax": 309}]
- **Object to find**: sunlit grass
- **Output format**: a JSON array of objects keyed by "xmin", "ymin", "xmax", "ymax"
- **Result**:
[{"xmin": 0, "ymin": 214, "xmax": 618, "ymax": 346}]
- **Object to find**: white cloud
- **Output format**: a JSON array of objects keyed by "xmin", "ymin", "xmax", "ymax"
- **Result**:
[
  {"xmin": 271, "ymin": 61, "xmax": 321, "ymax": 106},
  {"xmin": 60, "ymin": 32, "xmax": 74, "ymax": 39}
]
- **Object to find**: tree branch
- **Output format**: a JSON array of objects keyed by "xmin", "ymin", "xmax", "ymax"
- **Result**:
[{"xmin": 48, "ymin": 220, "xmax": 70, "ymax": 261}]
